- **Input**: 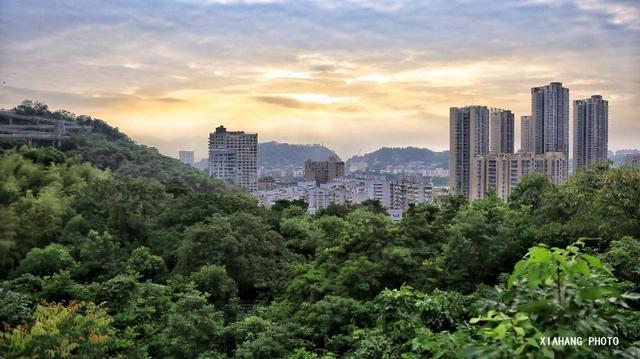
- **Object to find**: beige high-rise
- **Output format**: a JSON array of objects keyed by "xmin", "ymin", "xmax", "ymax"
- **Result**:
[{"xmin": 208, "ymin": 125, "xmax": 258, "ymax": 192}]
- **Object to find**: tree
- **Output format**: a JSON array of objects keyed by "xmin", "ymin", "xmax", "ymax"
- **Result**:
[
  {"xmin": 159, "ymin": 295, "xmax": 225, "ymax": 357},
  {"xmin": 14, "ymin": 243, "xmax": 75, "ymax": 277},
  {"xmin": 189, "ymin": 264, "xmax": 240, "ymax": 320},
  {"xmin": 127, "ymin": 246, "xmax": 167, "ymax": 282},
  {"xmin": 604, "ymin": 236, "xmax": 640, "ymax": 290},
  {"xmin": 0, "ymin": 301, "xmax": 136, "ymax": 358},
  {"xmin": 410, "ymin": 241, "xmax": 640, "ymax": 358}
]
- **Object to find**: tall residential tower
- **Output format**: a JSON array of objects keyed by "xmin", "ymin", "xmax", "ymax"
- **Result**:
[
  {"xmin": 531, "ymin": 82, "xmax": 569, "ymax": 176},
  {"xmin": 489, "ymin": 108, "xmax": 515, "ymax": 154},
  {"xmin": 449, "ymin": 106, "xmax": 489, "ymax": 198},
  {"xmin": 208, "ymin": 125, "xmax": 258, "ymax": 192},
  {"xmin": 520, "ymin": 115, "xmax": 534, "ymax": 153},
  {"xmin": 531, "ymin": 82, "xmax": 569, "ymax": 158},
  {"xmin": 574, "ymin": 95, "xmax": 608, "ymax": 171}
]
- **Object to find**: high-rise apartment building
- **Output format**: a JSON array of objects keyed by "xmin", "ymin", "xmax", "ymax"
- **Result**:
[
  {"xmin": 471, "ymin": 152, "xmax": 567, "ymax": 201},
  {"xmin": 304, "ymin": 156, "xmax": 345, "ymax": 184},
  {"xmin": 531, "ymin": 82, "xmax": 570, "ymax": 171},
  {"xmin": 489, "ymin": 108, "xmax": 514, "ymax": 154},
  {"xmin": 449, "ymin": 106, "xmax": 489, "ymax": 197},
  {"xmin": 574, "ymin": 95, "xmax": 608, "ymax": 171},
  {"xmin": 520, "ymin": 115, "xmax": 534, "ymax": 153},
  {"xmin": 178, "ymin": 150, "xmax": 195, "ymax": 165},
  {"xmin": 208, "ymin": 125, "xmax": 258, "ymax": 192}
]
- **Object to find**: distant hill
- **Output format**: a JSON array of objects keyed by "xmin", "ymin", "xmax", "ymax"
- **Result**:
[
  {"xmin": 258, "ymin": 141, "xmax": 340, "ymax": 168},
  {"xmin": 346, "ymin": 147, "xmax": 449, "ymax": 170}
]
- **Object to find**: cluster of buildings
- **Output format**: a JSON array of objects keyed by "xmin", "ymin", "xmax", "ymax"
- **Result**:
[
  {"xmin": 255, "ymin": 157, "xmax": 439, "ymax": 219},
  {"xmin": 450, "ymin": 82, "xmax": 609, "ymax": 201},
  {"xmin": 348, "ymin": 160, "xmax": 449, "ymax": 178},
  {"xmin": 177, "ymin": 81, "xmax": 614, "ymax": 217},
  {"xmin": 254, "ymin": 173, "xmax": 440, "ymax": 220}
]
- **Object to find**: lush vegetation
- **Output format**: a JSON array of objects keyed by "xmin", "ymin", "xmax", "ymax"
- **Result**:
[{"xmin": 1, "ymin": 102, "xmax": 639, "ymax": 358}]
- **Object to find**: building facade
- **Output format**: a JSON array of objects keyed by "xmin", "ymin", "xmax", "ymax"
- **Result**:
[
  {"xmin": 574, "ymin": 95, "xmax": 608, "ymax": 171},
  {"xmin": 208, "ymin": 125, "xmax": 258, "ymax": 192},
  {"xmin": 449, "ymin": 106, "xmax": 489, "ymax": 198},
  {"xmin": 304, "ymin": 156, "xmax": 345, "ymax": 184},
  {"xmin": 471, "ymin": 152, "xmax": 567, "ymax": 201},
  {"xmin": 489, "ymin": 108, "xmax": 515, "ymax": 154},
  {"xmin": 178, "ymin": 150, "xmax": 195, "ymax": 165},
  {"xmin": 520, "ymin": 115, "xmax": 534, "ymax": 153},
  {"xmin": 531, "ymin": 82, "xmax": 570, "ymax": 172}
]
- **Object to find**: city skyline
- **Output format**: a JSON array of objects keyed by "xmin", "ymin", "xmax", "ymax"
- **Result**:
[{"xmin": 1, "ymin": 0, "xmax": 639, "ymax": 159}]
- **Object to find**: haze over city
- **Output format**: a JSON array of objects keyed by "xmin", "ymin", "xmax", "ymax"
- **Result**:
[{"xmin": 1, "ymin": 0, "xmax": 639, "ymax": 159}]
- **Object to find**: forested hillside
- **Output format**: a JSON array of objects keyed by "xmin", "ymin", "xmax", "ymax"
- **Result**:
[
  {"xmin": 346, "ymin": 147, "xmax": 449, "ymax": 170},
  {"xmin": 1, "ymin": 102, "xmax": 639, "ymax": 358},
  {"xmin": 258, "ymin": 141, "xmax": 341, "ymax": 168}
]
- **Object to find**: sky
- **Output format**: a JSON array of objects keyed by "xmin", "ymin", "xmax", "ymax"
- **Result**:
[{"xmin": 1, "ymin": 0, "xmax": 639, "ymax": 160}]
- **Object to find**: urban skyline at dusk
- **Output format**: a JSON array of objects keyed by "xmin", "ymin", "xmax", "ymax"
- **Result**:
[{"xmin": 1, "ymin": 0, "xmax": 639, "ymax": 159}]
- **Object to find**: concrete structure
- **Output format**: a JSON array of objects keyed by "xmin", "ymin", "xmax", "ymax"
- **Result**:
[
  {"xmin": 520, "ymin": 115, "xmax": 534, "ymax": 153},
  {"xmin": 574, "ymin": 95, "xmax": 608, "ymax": 171},
  {"xmin": 178, "ymin": 150, "xmax": 195, "ymax": 165},
  {"xmin": 471, "ymin": 152, "xmax": 567, "ymax": 201},
  {"xmin": 389, "ymin": 179, "xmax": 433, "ymax": 210},
  {"xmin": 489, "ymin": 108, "xmax": 514, "ymax": 154},
  {"xmin": 531, "ymin": 82, "xmax": 570, "ymax": 173},
  {"xmin": 0, "ymin": 111, "xmax": 92, "ymax": 147},
  {"xmin": 365, "ymin": 179, "xmax": 391, "ymax": 208},
  {"xmin": 624, "ymin": 154, "xmax": 640, "ymax": 168},
  {"xmin": 304, "ymin": 156, "xmax": 345, "ymax": 184},
  {"xmin": 449, "ymin": 106, "xmax": 489, "ymax": 198},
  {"xmin": 208, "ymin": 125, "xmax": 258, "ymax": 192}
]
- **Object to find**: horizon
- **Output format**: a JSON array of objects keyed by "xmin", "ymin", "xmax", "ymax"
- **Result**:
[{"xmin": 1, "ymin": 0, "xmax": 639, "ymax": 159}]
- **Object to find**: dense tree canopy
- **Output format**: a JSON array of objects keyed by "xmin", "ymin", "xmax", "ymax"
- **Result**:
[{"xmin": 1, "ymin": 102, "xmax": 639, "ymax": 358}]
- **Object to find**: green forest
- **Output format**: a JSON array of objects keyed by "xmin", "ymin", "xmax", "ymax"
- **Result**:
[{"xmin": 1, "ymin": 101, "xmax": 639, "ymax": 358}]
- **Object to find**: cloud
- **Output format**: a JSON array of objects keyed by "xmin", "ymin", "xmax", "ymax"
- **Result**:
[
  {"xmin": 573, "ymin": 0, "xmax": 640, "ymax": 30},
  {"xmin": 254, "ymin": 93, "xmax": 360, "ymax": 109}
]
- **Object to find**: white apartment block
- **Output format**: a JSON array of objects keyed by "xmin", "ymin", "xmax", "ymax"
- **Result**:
[{"xmin": 208, "ymin": 125, "xmax": 258, "ymax": 192}]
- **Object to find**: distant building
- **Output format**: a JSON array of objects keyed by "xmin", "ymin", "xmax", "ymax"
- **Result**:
[
  {"xmin": 624, "ymin": 154, "xmax": 640, "ymax": 168},
  {"xmin": 449, "ymin": 106, "xmax": 490, "ymax": 198},
  {"xmin": 531, "ymin": 82, "xmax": 570, "ymax": 173},
  {"xmin": 489, "ymin": 108, "xmax": 514, "ymax": 154},
  {"xmin": 304, "ymin": 156, "xmax": 345, "ymax": 184},
  {"xmin": 520, "ymin": 115, "xmax": 534, "ymax": 153},
  {"xmin": 178, "ymin": 150, "xmax": 195, "ymax": 165},
  {"xmin": 208, "ymin": 125, "xmax": 258, "ymax": 192},
  {"xmin": 258, "ymin": 177, "xmax": 277, "ymax": 191},
  {"xmin": 365, "ymin": 178, "xmax": 391, "ymax": 208},
  {"xmin": 574, "ymin": 95, "xmax": 608, "ymax": 171},
  {"xmin": 389, "ymin": 179, "xmax": 433, "ymax": 210},
  {"xmin": 471, "ymin": 152, "xmax": 567, "ymax": 201}
]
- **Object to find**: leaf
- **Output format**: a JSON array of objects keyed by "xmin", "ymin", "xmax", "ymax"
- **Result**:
[
  {"xmin": 518, "ymin": 300, "xmax": 553, "ymax": 314},
  {"xmin": 582, "ymin": 254, "xmax": 602, "ymax": 269},
  {"xmin": 509, "ymin": 260, "xmax": 527, "ymax": 288},
  {"xmin": 493, "ymin": 323, "xmax": 507, "ymax": 339},
  {"xmin": 529, "ymin": 247, "xmax": 552, "ymax": 263},
  {"xmin": 514, "ymin": 327, "xmax": 525, "ymax": 336},
  {"xmin": 574, "ymin": 258, "xmax": 590, "ymax": 276}
]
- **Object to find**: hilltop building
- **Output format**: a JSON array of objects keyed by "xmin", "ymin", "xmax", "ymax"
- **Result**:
[{"xmin": 208, "ymin": 125, "xmax": 258, "ymax": 192}]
